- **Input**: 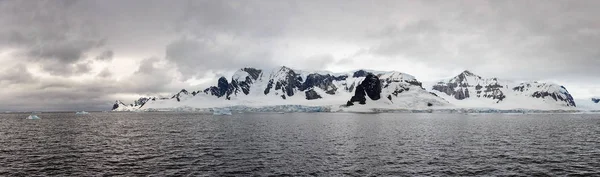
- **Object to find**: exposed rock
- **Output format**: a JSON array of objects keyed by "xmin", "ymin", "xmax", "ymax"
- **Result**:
[
  {"xmin": 305, "ymin": 89, "xmax": 322, "ymax": 100},
  {"xmin": 241, "ymin": 68, "xmax": 262, "ymax": 80},
  {"xmin": 433, "ymin": 70, "xmax": 575, "ymax": 106},
  {"xmin": 172, "ymin": 89, "xmax": 190, "ymax": 102},
  {"xmin": 267, "ymin": 66, "xmax": 303, "ymax": 97},
  {"xmin": 352, "ymin": 70, "xmax": 372, "ymax": 78},
  {"xmin": 347, "ymin": 73, "xmax": 381, "ymax": 105},
  {"xmin": 300, "ymin": 73, "xmax": 345, "ymax": 94}
]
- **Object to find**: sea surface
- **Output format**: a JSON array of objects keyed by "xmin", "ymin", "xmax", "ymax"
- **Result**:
[{"xmin": 0, "ymin": 112, "xmax": 599, "ymax": 176}]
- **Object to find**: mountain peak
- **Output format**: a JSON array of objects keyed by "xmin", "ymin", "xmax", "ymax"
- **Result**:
[
  {"xmin": 460, "ymin": 70, "xmax": 476, "ymax": 76},
  {"xmin": 454, "ymin": 70, "xmax": 482, "ymax": 81}
]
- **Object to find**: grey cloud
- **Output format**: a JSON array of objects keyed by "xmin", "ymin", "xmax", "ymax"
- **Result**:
[
  {"xmin": 0, "ymin": 0, "xmax": 106, "ymax": 75},
  {"xmin": 95, "ymin": 50, "xmax": 114, "ymax": 61},
  {"xmin": 1, "ymin": 0, "xmax": 600, "ymax": 111},
  {"xmin": 176, "ymin": 0, "xmax": 293, "ymax": 38},
  {"xmin": 294, "ymin": 54, "xmax": 336, "ymax": 70},
  {"xmin": 362, "ymin": 1, "xmax": 600, "ymax": 82},
  {"xmin": 0, "ymin": 64, "xmax": 36, "ymax": 85},
  {"xmin": 121, "ymin": 57, "xmax": 186, "ymax": 94},
  {"xmin": 36, "ymin": 61, "xmax": 94, "ymax": 76},
  {"xmin": 97, "ymin": 68, "xmax": 112, "ymax": 78},
  {"xmin": 0, "ymin": 58, "xmax": 186, "ymax": 111},
  {"xmin": 165, "ymin": 38, "xmax": 275, "ymax": 79}
]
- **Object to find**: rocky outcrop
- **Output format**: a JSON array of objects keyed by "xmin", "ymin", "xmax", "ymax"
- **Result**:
[
  {"xmin": 173, "ymin": 89, "xmax": 191, "ymax": 101},
  {"xmin": 432, "ymin": 70, "xmax": 505, "ymax": 101},
  {"xmin": 112, "ymin": 100, "xmax": 126, "ymax": 110},
  {"xmin": 305, "ymin": 89, "xmax": 322, "ymax": 100},
  {"xmin": 264, "ymin": 66, "xmax": 302, "ymax": 97},
  {"xmin": 432, "ymin": 70, "xmax": 576, "ymax": 107},
  {"xmin": 347, "ymin": 74, "xmax": 382, "ymax": 106}
]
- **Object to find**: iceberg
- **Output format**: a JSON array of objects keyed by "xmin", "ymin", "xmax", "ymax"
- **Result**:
[
  {"xmin": 75, "ymin": 111, "xmax": 90, "ymax": 115},
  {"xmin": 212, "ymin": 108, "xmax": 232, "ymax": 115},
  {"xmin": 26, "ymin": 113, "xmax": 40, "ymax": 120}
]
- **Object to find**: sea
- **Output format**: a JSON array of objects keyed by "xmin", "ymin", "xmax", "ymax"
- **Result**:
[{"xmin": 0, "ymin": 112, "xmax": 599, "ymax": 176}]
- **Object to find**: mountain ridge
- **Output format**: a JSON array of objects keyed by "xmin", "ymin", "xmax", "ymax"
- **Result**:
[
  {"xmin": 431, "ymin": 70, "xmax": 577, "ymax": 109},
  {"xmin": 112, "ymin": 66, "xmax": 585, "ymax": 112}
]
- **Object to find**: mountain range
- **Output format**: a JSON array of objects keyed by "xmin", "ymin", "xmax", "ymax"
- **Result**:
[{"xmin": 112, "ymin": 66, "xmax": 595, "ymax": 112}]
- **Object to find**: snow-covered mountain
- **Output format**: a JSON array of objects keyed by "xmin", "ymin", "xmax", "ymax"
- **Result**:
[
  {"xmin": 430, "ymin": 70, "xmax": 577, "ymax": 110},
  {"xmin": 112, "ymin": 67, "xmax": 586, "ymax": 112},
  {"xmin": 113, "ymin": 66, "xmax": 449, "ymax": 112}
]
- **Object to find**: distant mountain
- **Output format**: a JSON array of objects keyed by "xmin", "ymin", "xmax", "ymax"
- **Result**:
[
  {"xmin": 113, "ymin": 66, "xmax": 449, "ymax": 111},
  {"xmin": 430, "ymin": 70, "xmax": 576, "ymax": 109},
  {"xmin": 113, "ymin": 68, "xmax": 584, "ymax": 112}
]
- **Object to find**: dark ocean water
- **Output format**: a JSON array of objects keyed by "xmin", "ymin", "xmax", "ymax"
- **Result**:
[{"xmin": 0, "ymin": 112, "xmax": 599, "ymax": 176}]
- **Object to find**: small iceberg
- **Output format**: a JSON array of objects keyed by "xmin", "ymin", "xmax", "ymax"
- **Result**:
[
  {"xmin": 75, "ymin": 111, "xmax": 90, "ymax": 115},
  {"xmin": 26, "ymin": 113, "xmax": 40, "ymax": 120},
  {"xmin": 212, "ymin": 108, "xmax": 232, "ymax": 115}
]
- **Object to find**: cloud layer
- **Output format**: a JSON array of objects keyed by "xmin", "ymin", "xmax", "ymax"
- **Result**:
[{"xmin": 0, "ymin": 0, "xmax": 599, "ymax": 111}]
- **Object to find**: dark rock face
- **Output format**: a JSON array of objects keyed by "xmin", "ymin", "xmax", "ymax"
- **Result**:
[
  {"xmin": 262, "ymin": 67, "xmax": 349, "ymax": 97},
  {"xmin": 353, "ymin": 70, "xmax": 372, "ymax": 78},
  {"xmin": 482, "ymin": 83, "xmax": 505, "ymax": 102},
  {"xmin": 432, "ymin": 71, "xmax": 505, "ymax": 102},
  {"xmin": 266, "ymin": 67, "xmax": 303, "ymax": 97},
  {"xmin": 133, "ymin": 97, "xmax": 152, "ymax": 107},
  {"xmin": 592, "ymin": 98, "xmax": 600, "ymax": 103},
  {"xmin": 347, "ymin": 74, "xmax": 382, "ymax": 105},
  {"xmin": 112, "ymin": 101, "xmax": 121, "ymax": 110},
  {"xmin": 204, "ymin": 77, "xmax": 236, "ymax": 99},
  {"xmin": 203, "ymin": 69, "xmax": 263, "ymax": 98},
  {"xmin": 305, "ymin": 89, "xmax": 322, "ymax": 100},
  {"xmin": 171, "ymin": 89, "xmax": 190, "ymax": 102},
  {"xmin": 514, "ymin": 84, "xmax": 576, "ymax": 107},
  {"xmin": 531, "ymin": 88, "xmax": 576, "ymax": 107},
  {"xmin": 217, "ymin": 77, "xmax": 231, "ymax": 96},
  {"xmin": 348, "ymin": 83, "xmax": 367, "ymax": 105},
  {"xmin": 264, "ymin": 80, "xmax": 274, "ymax": 95},
  {"xmin": 242, "ymin": 68, "xmax": 262, "ymax": 80},
  {"xmin": 363, "ymin": 74, "xmax": 382, "ymax": 100},
  {"xmin": 299, "ymin": 73, "xmax": 346, "ymax": 95},
  {"xmin": 234, "ymin": 68, "xmax": 262, "ymax": 95}
]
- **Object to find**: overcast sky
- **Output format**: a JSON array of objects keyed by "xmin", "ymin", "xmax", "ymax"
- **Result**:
[{"xmin": 0, "ymin": 0, "xmax": 599, "ymax": 111}]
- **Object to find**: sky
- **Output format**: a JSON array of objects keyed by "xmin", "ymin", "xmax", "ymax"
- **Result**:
[{"xmin": 0, "ymin": 0, "xmax": 599, "ymax": 111}]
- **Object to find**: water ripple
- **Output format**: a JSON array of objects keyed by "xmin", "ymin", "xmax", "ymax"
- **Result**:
[{"xmin": 0, "ymin": 112, "xmax": 599, "ymax": 176}]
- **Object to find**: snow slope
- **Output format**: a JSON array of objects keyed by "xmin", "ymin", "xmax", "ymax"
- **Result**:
[
  {"xmin": 575, "ymin": 98, "xmax": 600, "ymax": 111},
  {"xmin": 430, "ymin": 70, "xmax": 577, "ymax": 110}
]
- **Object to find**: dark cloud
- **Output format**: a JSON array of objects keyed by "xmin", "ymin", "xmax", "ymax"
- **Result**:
[
  {"xmin": 0, "ymin": 64, "xmax": 36, "ymax": 85},
  {"xmin": 1, "ymin": 0, "xmax": 600, "ymax": 111},
  {"xmin": 0, "ymin": 0, "xmax": 107, "ymax": 76}
]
